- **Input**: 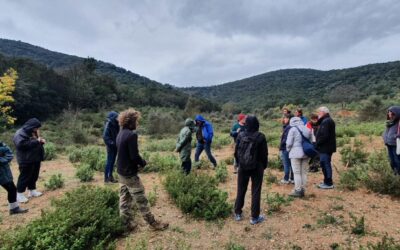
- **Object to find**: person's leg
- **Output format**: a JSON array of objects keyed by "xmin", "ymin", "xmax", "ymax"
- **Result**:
[
  {"xmin": 291, "ymin": 158, "xmax": 302, "ymax": 191},
  {"xmin": 387, "ymin": 146, "xmax": 400, "ymax": 174},
  {"xmin": 319, "ymin": 153, "xmax": 328, "ymax": 184},
  {"xmin": 281, "ymin": 151, "xmax": 290, "ymax": 181},
  {"xmin": 194, "ymin": 143, "xmax": 204, "ymax": 162},
  {"xmin": 320, "ymin": 153, "xmax": 333, "ymax": 186},
  {"xmin": 17, "ymin": 165, "xmax": 33, "ymax": 193},
  {"xmin": 28, "ymin": 162, "xmax": 41, "ymax": 191},
  {"xmin": 204, "ymin": 143, "xmax": 217, "ymax": 167},
  {"xmin": 181, "ymin": 161, "xmax": 191, "ymax": 175},
  {"xmin": 1, "ymin": 182, "xmax": 17, "ymax": 203},
  {"xmin": 105, "ymin": 147, "xmax": 117, "ymax": 181},
  {"xmin": 234, "ymin": 169, "xmax": 250, "ymax": 216},
  {"xmin": 119, "ymin": 181, "xmax": 135, "ymax": 229},
  {"xmin": 300, "ymin": 158, "xmax": 309, "ymax": 191},
  {"xmin": 250, "ymin": 167, "xmax": 264, "ymax": 219}
]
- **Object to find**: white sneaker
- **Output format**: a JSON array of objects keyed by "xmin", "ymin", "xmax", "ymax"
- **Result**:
[
  {"xmin": 17, "ymin": 193, "xmax": 29, "ymax": 203},
  {"xmin": 280, "ymin": 179, "xmax": 290, "ymax": 184},
  {"xmin": 28, "ymin": 190, "xmax": 43, "ymax": 198}
]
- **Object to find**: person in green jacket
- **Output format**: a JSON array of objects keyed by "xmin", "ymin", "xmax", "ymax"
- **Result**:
[{"xmin": 176, "ymin": 118, "xmax": 196, "ymax": 174}]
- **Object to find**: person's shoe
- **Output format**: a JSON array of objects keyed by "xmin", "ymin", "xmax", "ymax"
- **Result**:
[
  {"xmin": 17, "ymin": 193, "xmax": 29, "ymax": 203},
  {"xmin": 234, "ymin": 213, "xmax": 243, "ymax": 221},
  {"xmin": 289, "ymin": 190, "xmax": 304, "ymax": 198},
  {"xmin": 280, "ymin": 179, "xmax": 290, "ymax": 184},
  {"xmin": 309, "ymin": 167, "xmax": 319, "ymax": 173},
  {"xmin": 233, "ymin": 166, "xmax": 238, "ymax": 174},
  {"xmin": 9, "ymin": 206, "xmax": 29, "ymax": 215},
  {"xmin": 109, "ymin": 176, "xmax": 118, "ymax": 183},
  {"xmin": 318, "ymin": 183, "xmax": 334, "ymax": 189},
  {"xmin": 150, "ymin": 220, "xmax": 169, "ymax": 231},
  {"xmin": 289, "ymin": 179, "xmax": 295, "ymax": 184},
  {"xmin": 28, "ymin": 189, "xmax": 43, "ymax": 198},
  {"xmin": 250, "ymin": 215, "xmax": 265, "ymax": 225}
]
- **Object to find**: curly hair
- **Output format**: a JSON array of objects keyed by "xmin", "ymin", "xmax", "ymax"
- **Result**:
[{"xmin": 118, "ymin": 108, "xmax": 141, "ymax": 129}]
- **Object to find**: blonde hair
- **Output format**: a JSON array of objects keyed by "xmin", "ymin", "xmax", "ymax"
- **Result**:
[{"xmin": 118, "ymin": 108, "xmax": 141, "ymax": 129}]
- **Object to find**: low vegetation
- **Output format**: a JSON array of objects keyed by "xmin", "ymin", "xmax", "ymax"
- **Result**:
[{"xmin": 44, "ymin": 174, "xmax": 64, "ymax": 191}]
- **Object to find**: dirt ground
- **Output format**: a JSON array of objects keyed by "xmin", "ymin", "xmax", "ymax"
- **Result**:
[{"xmin": 1, "ymin": 137, "xmax": 400, "ymax": 250}]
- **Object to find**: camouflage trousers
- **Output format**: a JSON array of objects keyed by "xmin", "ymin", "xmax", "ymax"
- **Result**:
[{"xmin": 119, "ymin": 175, "xmax": 155, "ymax": 227}]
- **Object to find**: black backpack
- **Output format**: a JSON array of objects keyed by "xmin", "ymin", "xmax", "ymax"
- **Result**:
[{"xmin": 237, "ymin": 132, "xmax": 260, "ymax": 170}]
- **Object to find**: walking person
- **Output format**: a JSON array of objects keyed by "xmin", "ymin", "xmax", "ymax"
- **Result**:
[
  {"xmin": 116, "ymin": 108, "xmax": 168, "ymax": 232},
  {"xmin": 0, "ymin": 142, "xmax": 28, "ymax": 215},
  {"xmin": 194, "ymin": 115, "xmax": 217, "ymax": 168},
  {"xmin": 286, "ymin": 117, "xmax": 312, "ymax": 197},
  {"xmin": 315, "ymin": 107, "xmax": 336, "ymax": 189},
  {"xmin": 176, "ymin": 118, "xmax": 196, "ymax": 174},
  {"xmin": 279, "ymin": 113, "xmax": 294, "ymax": 184},
  {"xmin": 234, "ymin": 116, "xmax": 268, "ymax": 225},
  {"xmin": 13, "ymin": 118, "xmax": 45, "ymax": 203},
  {"xmin": 103, "ymin": 111, "xmax": 119, "ymax": 183},
  {"xmin": 383, "ymin": 106, "xmax": 400, "ymax": 175},
  {"xmin": 230, "ymin": 114, "xmax": 246, "ymax": 173}
]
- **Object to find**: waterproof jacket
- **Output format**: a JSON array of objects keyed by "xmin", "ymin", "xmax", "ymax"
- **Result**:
[
  {"xmin": 195, "ymin": 115, "xmax": 214, "ymax": 143},
  {"xmin": 279, "ymin": 124, "xmax": 291, "ymax": 151},
  {"xmin": 230, "ymin": 122, "xmax": 245, "ymax": 143},
  {"xmin": 316, "ymin": 114, "xmax": 337, "ymax": 154},
  {"xmin": 13, "ymin": 118, "xmax": 44, "ymax": 165},
  {"xmin": 286, "ymin": 117, "xmax": 312, "ymax": 159},
  {"xmin": 0, "ymin": 142, "xmax": 14, "ymax": 185},
  {"xmin": 383, "ymin": 106, "xmax": 400, "ymax": 146},
  {"xmin": 235, "ymin": 116, "xmax": 268, "ymax": 170},
  {"xmin": 103, "ymin": 111, "xmax": 120, "ymax": 149},
  {"xmin": 116, "ymin": 129, "xmax": 145, "ymax": 177},
  {"xmin": 176, "ymin": 119, "xmax": 195, "ymax": 162},
  {"xmin": 300, "ymin": 116, "xmax": 308, "ymax": 125}
]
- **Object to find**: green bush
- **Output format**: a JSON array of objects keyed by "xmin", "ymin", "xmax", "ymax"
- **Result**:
[
  {"xmin": 144, "ymin": 138, "xmax": 176, "ymax": 152},
  {"xmin": 265, "ymin": 171, "xmax": 278, "ymax": 184},
  {"xmin": 215, "ymin": 162, "xmax": 228, "ymax": 183},
  {"xmin": 363, "ymin": 235, "xmax": 400, "ymax": 249},
  {"xmin": 43, "ymin": 142, "xmax": 57, "ymax": 161},
  {"xmin": 337, "ymin": 136, "xmax": 351, "ymax": 147},
  {"xmin": 147, "ymin": 186, "xmax": 158, "ymax": 207},
  {"xmin": 143, "ymin": 153, "xmax": 180, "ymax": 173},
  {"xmin": 224, "ymin": 157, "xmax": 234, "ymax": 165},
  {"xmin": 68, "ymin": 146, "xmax": 83, "ymax": 163},
  {"xmin": 0, "ymin": 186, "xmax": 124, "ymax": 250},
  {"xmin": 264, "ymin": 192, "xmax": 293, "ymax": 214},
  {"xmin": 340, "ymin": 145, "xmax": 368, "ymax": 167},
  {"xmin": 317, "ymin": 213, "xmax": 343, "ymax": 226},
  {"xmin": 193, "ymin": 158, "xmax": 211, "ymax": 170},
  {"xmin": 225, "ymin": 241, "xmax": 246, "ymax": 250},
  {"xmin": 68, "ymin": 146, "xmax": 106, "ymax": 171},
  {"xmin": 44, "ymin": 174, "xmax": 64, "ymax": 191},
  {"xmin": 76, "ymin": 163, "xmax": 95, "ymax": 182},
  {"xmin": 164, "ymin": 170, "xmax": 232, "ymax": 220},
  {"xmin": 213, "ymin": 134, "xmax": 232, "ymax": 149},
  {"xmin": 350, "ymin": 213, "xmax": 366, "ymax": 236},
  {"xmin": 268, "ymin": 155, "xmax": 282, "ymax": 170}
]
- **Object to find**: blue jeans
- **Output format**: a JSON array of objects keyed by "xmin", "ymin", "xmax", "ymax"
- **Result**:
[
  {"xmin": 320, "ymin": 153, "xmax": 333, "ymax": 186},
  {"xmin": 105, "ymin": 146, "xmax": 117, "ymax": 179},
  {"xmin": 195, "ymin": 142, "xmax": 217, "ymax": 167},
  {"xmin": 387, "ymin": 145, "xmax": 400, "ymax": 174},
  {"xmin": 280, "ymin": 150, "xmax": 293, "ymax": 181}
]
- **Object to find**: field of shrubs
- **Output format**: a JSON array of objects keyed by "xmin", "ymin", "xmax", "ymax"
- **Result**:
[{"xmin": 1, "ymin": 107, "xmax": 400, "ymax": 249}]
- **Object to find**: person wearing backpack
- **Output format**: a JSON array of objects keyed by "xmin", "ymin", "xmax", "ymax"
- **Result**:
[
  {"xmin": 383, "ymin": 106, "xmax": 400, "ymax": 174},
  {"xmin": 230, "ymin": 114, "xmax": 246, "ymax": 173},
  {"xmin": 176, "ymin": 118, "xmax": 196, "ymax": 174},
  {"xmin": 279, "ymin": 113, "xmax": 294, "ymax": 184},
  {"xmin": 286, "ymin": 117, "xmax": 312, "ymax": 197},
  {"xmin": 234, "ymin": 116, "xmax": 268, "ymax": 225},
  {"xmin": 194, "ymin": 115, "xmax": 217, "ymax": 168}
]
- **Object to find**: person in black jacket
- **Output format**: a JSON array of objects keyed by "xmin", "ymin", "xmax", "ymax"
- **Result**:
[
  {"xmin": 315, "ymin": 107, "xmax": 336, "ymax": 189},
  {"xmin": 234, "ymin": 116, "xmax": 268, "ymax": 225},
  {"xmin": 13, "ymin": 118, "xmax": 45, "ymax": 203},
  {"xmin": 103, "ymin": 111, "xmax": 119, "ymax": 183},
  {"xmin": 116, "ymin": 108, "xmax": 168, "ymax": 232}
]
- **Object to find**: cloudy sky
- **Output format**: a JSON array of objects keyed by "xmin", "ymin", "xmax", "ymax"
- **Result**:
[{"xmin": 1, "ymin": 0, "xmax": 400, "ymax": 86}]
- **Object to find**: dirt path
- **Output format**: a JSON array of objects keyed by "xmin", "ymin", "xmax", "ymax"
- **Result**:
[{"xmin": 1, "ymin": 138, "xmax": 400, "ymax": 249}]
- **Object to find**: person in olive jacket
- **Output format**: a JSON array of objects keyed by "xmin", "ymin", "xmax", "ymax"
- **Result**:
[
  {"xmin": 13, "ymin": 118, "xmax": 45, "ymax": 203},
  {"xmin": 176, "ymin": 118, "xmax": 196, "ymax": 174},
  {"xmin": 315, "ymin": 107, "xmax": 336, "ymax": 189},
  {"xmin": 0, "ymin": 142, "xmax": 28, "ymax": 215}
]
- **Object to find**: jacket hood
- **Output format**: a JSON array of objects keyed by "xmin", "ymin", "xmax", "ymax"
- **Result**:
[
  {"xmin": 194, "ymin": 115, "xmax": 206, "ymax": 122},
  {"xmin": 388, "ymin": 106, "xmax": 400, "ymax": 120},
  {"xmin": 245, "ymin": 116, "xmax": 259, "ymax": 132},
  {"xmin": 289, "ymin": 117, "xmax": 303, "ymax": 127},
  {"xmin": 185, "ymin": 118, "xmax": 195, "ymax": 128},
  {"xmin": 107, "ymin": 111, "xmax": 119, "ymax": 121},
  {"xmin": 22, "ymin": 118, "xmax": 41, "ymax": 133}
]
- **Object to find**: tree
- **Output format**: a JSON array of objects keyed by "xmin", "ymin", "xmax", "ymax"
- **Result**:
[
  {"xmin": 0, "ymin": 68, "xmax": 17, "ymax": 128},
  {"xmin": 328, "ymin": 85, "xmax": 360, "ymax": 109},
  {"xmin": 358, "ymin": 96, "xmax": 385, "ymax": 121}
]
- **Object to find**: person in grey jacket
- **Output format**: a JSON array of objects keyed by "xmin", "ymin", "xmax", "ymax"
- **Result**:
[
  {"xmin": 383, "ymin": 106, "xmax": 400, "ymax": 174},
  {"xmin": 286, "ymin": 117, "xmax": 312, "ymax": 197}
]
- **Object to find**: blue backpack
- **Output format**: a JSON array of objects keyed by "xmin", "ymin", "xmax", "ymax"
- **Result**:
[{"xmin": 295, "ymin": 127, "xmax": 319, "ymax": 158}]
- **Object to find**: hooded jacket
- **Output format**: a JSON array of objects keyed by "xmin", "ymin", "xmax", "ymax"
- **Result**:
[
  {"xmin": 116, "ymin": 128, "xmax": 145, "ymax": 177},
  {"xmin": 383, "ymin": 106, "xmax": 400, "ymax": 146},
  {"xmin": 176, "ymin": 119, "xmax": 195, "ymax": 162},
  {"xmin": 0, "ymin": 142, "xmax": 14, "ymax": 185},
  {"xmin": 195, "ymin": 115, "xmax": 214, "ymax": 143},
  {"xmin": 316, "ymin": 114, "xmax": 336, "ymax": 154},
  {"xmin": 235, "ymin": 116, "xmax": 268, "ymax": 169},
  {"xmin": 103, "ymin": 111, "xmax": 120, "ymax": 148},
  {"xmin": 13, "ymin": 118, "xmax": 44, "ymax": 165},
  {"xmin": 286, "ymin": 117, "xmax": 312, "ymax": 159}
]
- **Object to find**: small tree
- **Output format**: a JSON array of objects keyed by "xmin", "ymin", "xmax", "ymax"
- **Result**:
[
  {"xmin": 0, "ymin": 68, "xmax": 17, "ymax": 128},
  {"xmin": 328, "ymin": 85, "xmax": 360, "ymax": 109},
  {"xmin": 358, "ymin": 96, "xmax": 385, "ymax": 121}
]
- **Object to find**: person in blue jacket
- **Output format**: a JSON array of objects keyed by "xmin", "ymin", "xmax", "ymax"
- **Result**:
[
  {"xmin": 103, "ymin": 111, "xmax": 120, "ymax": 183},
  {"xmin": 194, "ymin": 115, "xmax": 217, "ymax": 168}
]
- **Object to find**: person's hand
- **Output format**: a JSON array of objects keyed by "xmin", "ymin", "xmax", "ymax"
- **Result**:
[
  {"xmin": 38, "ymin": 138, "xmax": 46, "ymax": 144},
  {"xmin": 202, "ymin": 139, "xmax": 207, "ymax": 144},
  {"xmin": 236, "ymin": 128, "xmax": 241, "ymax": 132}
]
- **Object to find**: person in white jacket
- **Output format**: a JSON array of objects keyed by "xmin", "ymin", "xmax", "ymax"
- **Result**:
[{"xmin": 286, "ymin": 117, "xmax": 312, "ymax": 197}]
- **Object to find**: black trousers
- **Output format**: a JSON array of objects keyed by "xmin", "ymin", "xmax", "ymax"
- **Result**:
[
  {"xmin": 17, "ymin": 162, "xmax": 41, "ymax": 193},
  {"xmin": 181, "ymin": 161, "xmax": 192, "ymax": 175},
  {"xmin": 234, "ymin": 166, "xmax": 264, "ymax": 218},
  {"xmin": 1, "ymin": 182, "xmax": 17, "ymax": 203}
]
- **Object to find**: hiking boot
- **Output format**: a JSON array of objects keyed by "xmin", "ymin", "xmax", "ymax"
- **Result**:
[
  {"xmin": 149, "ymin": 220, "xmax": 169, "ymax": 231},
  {"xmin": 17, "ymin": 193, "xmax": 29, "ymax": 203},
  {"xmin": 280, "ymin": 179, "xmax": 290, "ymax": 185},
  {"xmin": 10, "ymin": 206, "xmax": 29, "ymax": 215},
  {"xmin": 250, "ymin": 215, "xmax": 265, "ymax": 225},
  {"xmin": 234, "ymin": 213, "xmax": 243, "ymax": 221},
  {"xmin": 28, "ymin": 189, "xmax": 43, "ymax": 198},
  {"xmin": 318, "ymin": 183, "xmax": 334, "ymax": 189},
  {"xmin": 289, "ymin": 190, "xmax": 304, "ymax": 198}
]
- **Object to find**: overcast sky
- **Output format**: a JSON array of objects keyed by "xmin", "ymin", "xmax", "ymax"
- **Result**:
[{"xmin": 1, "ymin": 0, "xmax": 400, "ymax": 87}]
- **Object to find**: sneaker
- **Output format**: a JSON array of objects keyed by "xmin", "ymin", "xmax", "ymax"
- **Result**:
[
  {"xmin": 233, "ymin": 166, "xmax": 238, "ymax": 174},
  {"xmin": 150, "ymin": 220, "xmax": 169, "ymax": 231},
  {"xmin": 289, "ymin": 179, "xmax": 295, "ymax": 184},
  {"xmin": 17, "ymin": 193, "xmax": 29, "ymax": 203},
  {"xmin": 28, "ymin": 190, "xmax": 43, "ymax": 198},
  {"xmin": 234, "ymin": 213, "xmax": 243, "ymax": 221},
  {"xmin": 280, "ymin": 179, "xmax": 290, "ymax": 184},
  {"xmin": 289, "ymin": 190, "xmax": 304, "ymax": 198},
  {"xmin": 9, "ymin": 207, "xmax": 29, "ymax": 215},
  {"xmin": 250, "ymin": 215, "xmax": 265, "ymax": 225},
  {"xmin": 318, "ymin": 183, "xmax": 334, "ymax": 189}
]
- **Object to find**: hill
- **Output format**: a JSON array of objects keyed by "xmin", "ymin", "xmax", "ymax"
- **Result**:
[{"xmin": 184, "ymin": 62, "xmax": 400, "ymax": 111}]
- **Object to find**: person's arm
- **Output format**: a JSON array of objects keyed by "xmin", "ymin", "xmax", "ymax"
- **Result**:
[
  {"xmin": 0, "ymin": 146, "xmax": 13, "ymax": 164},
  {"xmin": 208, "ymin": 123, "xmax": 214, "ymax": 142},
  {"xmin": 316, "ymin": 121, "xmax": 330, "ymax": 146},
  {"xmin": 176, "ymin": 129, "xmax": 191, "ymax": 152},
  {"xmin": 128, "ymin": 133, "xmax": 145, "ymax": 167},
  {"xmin": 230, "ymin": 124, "xmax": 238, "ymax": 138},
  {"xmin": 103, "ymin": 121, "xmax": 114, "ymax": 146},
  {"xmin": 258, "ymin": 135, "xmax": 268, "ymax": 169},
  {"xmin": 14, "ymin": 133, "xmax": 40, "ymax": 150},
  {"xmin": 286, "ymin": 128, "xmax": 295, "ymax": 152},
  {"xmin": 234, "ymin": 133, "xmax": 242, "ymax": 163}
]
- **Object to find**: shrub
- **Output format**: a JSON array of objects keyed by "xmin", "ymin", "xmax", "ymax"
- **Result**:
[
  {"xmin": 265, "ymin": 171, "xmax": 278, "ymax": 184},
  {"xmin": 68, "ymin": 146, "xmax": 106, "ymax": 172},
  {"xmin": 264, "ymin": 192, "xmax": 293, "ymax": 214},
  {"xmin": 164, "ymin": 170, "xmax": 232, "ymax": 220},
  {"xmin": 363, "ymin": 235, "xmax": 400, "ymax": 249},
  {"xmin": 350, "ymin": 213, "xmax": 366, "ymax": 236},
  {"xmin": 340, "ymin": 145, "xmax": 368, "ymax": 167},
  {"xmin": 144, "ymin": 138, "xmax": 176, "ymax": 152},
  {"xmin": 224, "ymin": 157, "xmax": 234, "ymax": 165},
  {"xmin": 143, "ymin": 153, "xmax": 180, "ymax": 173},
  {"xmin": 0, "ymin": 186, "xmax": 124, "ymax": 250},
  {"xmin": 146, "ymin": 111, "xmax": 181, "ymax": 136},
  {"xmin": 215, "ymin": 162, "xmax": 228, "ymax": 183},
  {"xmin": 213, "ymin": 134, "xmax": 232, "ymax": 149},
  {"xmin": 268, "ymin": 156, "xmax": 282, "ymax": 170},
  {"xmin": 225, "ymin": 241, "xmax": 245, "ymax": 250},
  {"xmin": 43, "ymin": 142, "xmax": 57, "ymax": 161},
  {"xmin": 317, "ymin": 213, "xmax": 343, "ymax": 226},
  {"xmin": 68, "ymin": 146, "xmax": 83, "ymax": 163},
  {"xmin": 193, "ymin": 158, "xmax": 211, "ymax": 170},
  {"xmin": 147, "ymin": 185, "xmax": 158, "ymax": 207},
  {"xmin": 336, "ymin": 136, "xmax": 351, "ymax": 147},
  {"xmin": 338, "ymin": 165, "xmax": 369, "ymax": 191},
  {"xmin": 44, "ymin": 174, "xmax": 64, "ymax": 191},
  {"xmin": 76, "ymin": 163, "xmax": 95, "ymax": 182}
]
